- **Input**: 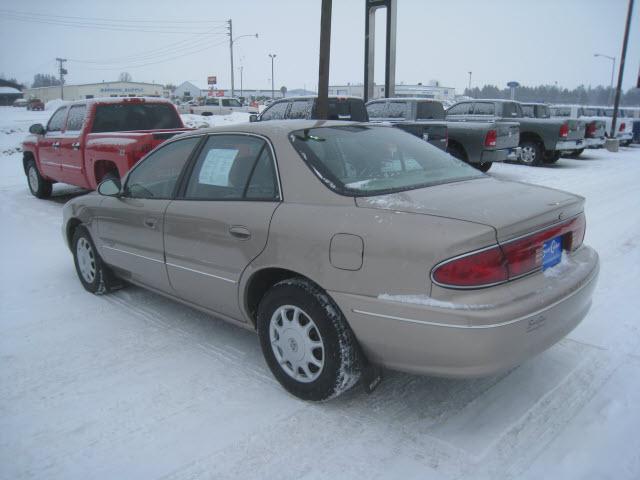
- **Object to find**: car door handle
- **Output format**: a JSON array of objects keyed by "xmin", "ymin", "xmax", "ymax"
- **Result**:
[
  {"xmin": 229, "ymin": 226, "xmax": 251, "ymax": 240},
  {"xmin": 72, "ymin": 142, "xmax": 81, "ymax": 150},
  {"xmin": 52, "ymin": 142, "xmax": 60, "ymax": 149},
  {"xmin": 144, "ymin": 217, "xmax": 158, "ymax": 229}
]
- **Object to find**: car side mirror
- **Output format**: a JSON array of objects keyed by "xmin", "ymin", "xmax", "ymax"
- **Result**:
[
  {"xmin": 249, "ymin": 114, "xmax": 258, "ymax": 122},
  {"xmin": 29, "ymin": 123, "xmax": 45, "ymax": 135},
  {"xmin": 97, "ymin": 178, "xmax": 121, "ymax": 196}
]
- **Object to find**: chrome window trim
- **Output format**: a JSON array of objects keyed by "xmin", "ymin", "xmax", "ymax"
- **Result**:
[{"xmin": 102, "ymin": 245, "xmax": 164, "ymax": 264}]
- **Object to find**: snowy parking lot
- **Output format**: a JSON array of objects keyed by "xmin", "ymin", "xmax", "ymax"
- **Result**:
[{"xmin": 1, "ymin": 105, "xmax": 639, "ymax": 479}]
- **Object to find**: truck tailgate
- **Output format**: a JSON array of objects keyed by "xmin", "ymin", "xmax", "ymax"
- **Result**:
[{"xmin": 495, "ymin": 121, "xmax": 520, "ymax": 149}]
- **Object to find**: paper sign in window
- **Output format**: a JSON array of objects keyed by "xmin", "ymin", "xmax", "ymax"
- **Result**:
[{"xmin": 198, "ymin": 149, "xmax": 238, "ymax": 186}]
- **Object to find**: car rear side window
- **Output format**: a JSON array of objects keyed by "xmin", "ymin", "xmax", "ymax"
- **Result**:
[
  {"xmin": 416, "ymin": 102, "xmax": 445, "ymax": 120},
  {"xmin": 222, "ymin": 98, "xmax": 241, "ymax": 107},
  {"xmin": 473, "ymin": 103, "xmax": 495, "ymax": 115},
  {"xmin": 502, "ymin": 102, "xmax": 522, "ymax": 117},
  {"xmin": 92, "ymin": 103, "xmax": 182, "ymax": 132},
  {"xmin": 366, "ymin": 102, "xmax": 387, "ymax": 119},
  {"xmin": 447, "ymin": 103, "xmax": 471, "ymax": 116},
  {"xmin": 260, "ymin": 102, "xmax": 288, "ymax": 120},
  {"xmin": 184, "ymin": 135, "xmax": 279, "ymax": 201},
  {"xmin": 66, "ymin": 105, "xmax": 87, "ymax": 131},
  {"xmin": 124, "ymin": 137, "xmax": 200, "ymax": 199},
  {"xmin": 47, "ymin": 107, "xmax": 68, "ymax": 132},
  {"xmin": 327, "ymin": 99, "xmax": 368, "ymax": 121},
  {"xmin": 385, "ymin": 102, "xmax": 408, "ymax": 119},
  {"xmin": 553, "ymin": 107, "xmax": 572, "ymax": 117}
]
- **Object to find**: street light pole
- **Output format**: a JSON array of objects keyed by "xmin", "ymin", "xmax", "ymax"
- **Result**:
[
  {"xmin": 594, "ymin": 53, "xmax": 616, "ymax": 105},
  {"xmin": 269, "ymin": 54, "xmax": 276, "ymax": 100},
  {"xmin": 227, "ymin": 19, "xmax": 258, "ymax": 98},
  {"xmin": 467, "ymin": 71, "xmax": 472, "ymax": 92},
  {"xmin": 239, "ymin": 65, "xmax": 243, "ymax": 98}
]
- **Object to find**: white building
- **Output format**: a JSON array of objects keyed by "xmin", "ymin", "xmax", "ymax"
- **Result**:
[
  {"xmin": 328, "ymin": 83, "xmax": 456, "ymax": 101},
  {"xmin": 23, "ymin": 81, "xmax": 166, "ymax": 102},
  {"xmin": 173, "ymin": 81, "xmax": 208, "ymax": 99}
]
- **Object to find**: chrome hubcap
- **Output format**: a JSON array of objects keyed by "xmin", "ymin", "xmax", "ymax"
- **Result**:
[
  {"xmin": 269, "ymin": 305, "xmax": 325, "ymax": 383},
  {"xmin": 76, "ymin": 237, "xmax": 96, "ymax": 283},
  {"xmin": 28, "ymin": 166, "xmax": 39, "ymax": 192},
  {"xmin": 521, "ymin": 146, "xmax": 536, "ymax": 163}
]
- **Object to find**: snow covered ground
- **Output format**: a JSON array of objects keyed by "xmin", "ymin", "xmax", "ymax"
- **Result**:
[{"xmin": 1, "ymin": 105, "xmax": 639, "ymax": 479}]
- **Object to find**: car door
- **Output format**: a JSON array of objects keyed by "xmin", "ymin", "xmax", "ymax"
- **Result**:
[
  {"xmin": 58, "ymin": 104, "xmax": 88, "ymax": 187},
  {"xmin": 163, "ymin": 133, "xmax": 281, "ymax": 321},
  {"xmin": 96, "ymin": 136, "xmax": 202, "ymax": 293},
  {"xmin": 39, "ymin": 106, "xmax": 68, "ymax": 179}
]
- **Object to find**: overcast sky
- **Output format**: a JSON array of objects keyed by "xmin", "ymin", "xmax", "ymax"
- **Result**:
[{"xmin": 1, "ymin": 0, "xmax": 638, "ymax": 94}]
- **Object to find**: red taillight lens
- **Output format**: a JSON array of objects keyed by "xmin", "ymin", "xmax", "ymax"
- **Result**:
[
  {"xmin": 559, "ymin": 123, "xmax": 569, "ymax": 138},
  {"xmin": 432, "ymin": 213, "xmax": 586, "ymax": 288},
  {"xmin": 484, "ymin": 129, "xmax": 497, "ymax": 147},
  {"xmin": 432, "ymin": 246, "xmax": 508, "ymax": 288},
  {"xmin": 585, "ymin": 122, "xmax": 597, "ymax": 138},
  {"xmin": 619, "ymin": 122, "xmax": 626, "ymax": 132}
]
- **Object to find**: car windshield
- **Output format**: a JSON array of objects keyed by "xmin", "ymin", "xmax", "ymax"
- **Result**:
[
  {"xmin": 289, "ymin": 125, "xmax": 483, "ymax": 197},
  {"xmin": 92, "ymin": 103, "xmax": 182, "ymax": 132}
]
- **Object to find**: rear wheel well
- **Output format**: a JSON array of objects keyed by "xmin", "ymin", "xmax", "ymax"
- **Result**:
[
  {"xmin": 520, "ymin": 132, "xmax": 544, "ymax": 148},
  {"xmin": 94, "ymin": 160, "xmax": 120, "ymax": 185},
  {"xmin": 245, "ymin": 268, "xmax": 317, "ymax": 328},
  {"xmin": 447, "ymin": 140, "xmax": 467, "ymax": 160}
]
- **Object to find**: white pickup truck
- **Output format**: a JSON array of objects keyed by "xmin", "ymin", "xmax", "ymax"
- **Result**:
[
  {"xmin": 550, "ymin": 104, "xmax": 633, "ymax": 146},
  {"xmin": 188, "ymin": 97, "xmax": 249, "ymax": 116}
]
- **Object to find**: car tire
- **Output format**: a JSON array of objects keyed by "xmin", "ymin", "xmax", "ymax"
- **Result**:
[
  {"xmin": 476, "ymin": 162, "xmax": 492, "ymax": 172},
  {"xmin": 519, "ymin": 140, "xmax": 543, "ymax": 166},
  {"xmin": 569, "ymin": 148, "xmax": 584, "ymax": 158},
  {"xmin": 72, "ymin": 226, "xmax": 117, "ymax": 295},
  {"xmin": 257, "ymin": 278, "xmax": 362, "ymax": 401},
  {"xmin": 544, "ymin": 151, "xmax": 561, "ymax": 164},
  {"xmin": 25, "ymin": 159, "xmax": 52, "ymax": 199}
]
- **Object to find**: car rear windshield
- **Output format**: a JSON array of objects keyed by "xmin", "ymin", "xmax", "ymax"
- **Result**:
[
  {"xmin": 289, "ymin": 125, "xmax": 482, "ymax": 197},
  {"xmin": 91, "ymin": 103, "xmax": 182, "ymax": 133}
]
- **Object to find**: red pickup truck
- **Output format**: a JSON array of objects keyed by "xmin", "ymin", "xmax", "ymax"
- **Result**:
[{"xmin": 22, "ymin": 97, "xmax": 191, "ymax": 198}]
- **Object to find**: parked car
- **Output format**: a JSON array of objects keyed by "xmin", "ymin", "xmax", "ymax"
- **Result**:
[
  {"xmin": 250, "ymin": 96, "xmax": 369, "ymax": 123},
  {"xmin": 22, "ymin": 97, "xmax": 190, "ymax": 198},
  {"xmin": 12, "ymin": 98, "xmax": 27, "ymax": 107},
  {"xmin": 189, "ymin": 97, "xmax": 248, "ymax": 116},
  {"xmin": 62, "ymin": 120, "xmax": 599, "ymax": 401},
  {"xmin": 26, "ymin": 98, "xmax": 45, "ymax": 111},
  {"xmin": 549, "ymin": 105, "xmax": 607, "ymax": 156},
  {"xmin": 600, "ymin": 107, "xmax": 634, "ymax": 146},
  {"xmin": 447, "ymin": 100, "xmax": 585, "ymax": 166},
  {"xmin": 367, "ymin": 98, "xmax": 520, "ymax": 172}
]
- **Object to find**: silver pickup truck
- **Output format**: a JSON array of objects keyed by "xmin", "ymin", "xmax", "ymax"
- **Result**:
[
  {"xmin": 366, "ymin": 98, "xmax": 520, "ymax": 172},
  {"xmin": 547, "ymin": 104, "xmax": 607, "ymax": 156},
  {"xmin": 448, "ymin": 100, "xmax": 585, "ymax": 166}
]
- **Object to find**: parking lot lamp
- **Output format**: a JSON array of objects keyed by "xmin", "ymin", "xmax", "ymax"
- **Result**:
[
  {"xmin": 269, "ymin": 54, "xmax": 276, "ymax": 100},
  {"xmin": 594, "ymin": 53, "xmax": 616, "ymax": 105}
]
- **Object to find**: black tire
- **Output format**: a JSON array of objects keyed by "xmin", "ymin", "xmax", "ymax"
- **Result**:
[
  {"xmin": 476, "ymin": 162, "xmax": 492, "ymax": 172},
  {"xmin": 25, "ymin": 159, "xmax": 52, "ymax": 198},
  {"xmin": 519, "ymin": 140, "xmax": 543, "ymax": 166},
  {"xmin": 72, "ymin": 226, "xmax": 117, "ymax": 295},
  {"xmin": 257, "ymin": 278, "xmax": 362, "ymax": 401},
  {"xmin": 544, "ymin": 151, "xmax": 561, "ymax": 164},
  {"xmin": 568, "ymin": 148, "xmax": 584, "ymax": 158}
]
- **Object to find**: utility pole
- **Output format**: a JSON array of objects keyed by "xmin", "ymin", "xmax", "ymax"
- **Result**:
[
  {"xmin": 239, "ymin": 65, "xmax": 243, "ymax": 98},
  {"xmin": 56, "ymin": 57, "xmax": 67, "ymax": 100},
  {"xmin": 227, "ymin": 19, "xmax": 234, "ymax": 97},
  {"xmin": 610, "ymin": 0, "xmax": 635, "ymax": 139},
  {"xmin": 316, "ymin": 0, "xmax": 332, "ymax": 119},
  {"xmin": 269, "ymin": 54, "xmax": 276, "ymax": 100}
]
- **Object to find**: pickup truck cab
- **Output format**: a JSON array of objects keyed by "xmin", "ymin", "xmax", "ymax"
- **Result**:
[
  {"xmin": 250, "ymin": 96, "xmax": 369, "ymax": 122},
  {"xmin": 189, "ymin": 97, "xmax": 248, "ymax": 116},
  {"xmin": 368, "ymin": 98, "xmax": 520, "ymax": 172},
  {"xmin": 548, "ymin": 104, "xmax": 607, "ymax": 155},
  {"xmin": 22, "ymin": 97, "xmax": 191, "ymax": 198},
  {"xmin": 447, "ymin": 100, "xmax": 585, "ymax": 166}
]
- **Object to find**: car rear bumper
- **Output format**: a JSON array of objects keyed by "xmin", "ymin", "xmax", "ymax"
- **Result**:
[
  {"xmin": 332, "ymin": 246, "xmax": 599, "ymax": 378},
  {"xmin": 555, "ymin": 139, "xmax": 584, "ymax": 151},
  {"xmin": 585, "ymin": 137, "xmax": 605, "ymax": 148},
  {"xmin": 616, "ymin": 132, "xmax": 633, "ymax": 142},
  {"xmin": 480, "ymin": 146, "xmax": 521, "ymax": 163}
]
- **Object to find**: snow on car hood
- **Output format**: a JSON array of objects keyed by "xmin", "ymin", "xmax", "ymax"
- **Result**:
[{"xmin": 356, "ymin": 177, "xmax": 584, "ymax": 241}]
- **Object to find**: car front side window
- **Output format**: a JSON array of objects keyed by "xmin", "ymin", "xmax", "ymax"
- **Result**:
[
  {"xmin": 47, "ymin": 107, "xmax": 68, "ymax": 132},
  {"xmin": 124, "ymin": 137, "xmax": 201, "ymax": 199},
  {"xmin": 260, "ymin": 102, "xmax": 288, "ymax": 121}
]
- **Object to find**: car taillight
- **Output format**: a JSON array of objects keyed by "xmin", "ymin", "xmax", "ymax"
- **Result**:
[
  {"xmin": 585, "ymin": 122, "xmax": 597, "ymax": 138},
  {"xmin": 619, "ymin": 122, "xmax": 626, "ymax": 132},
  {"xmin": 432, "ymin": 213, "xmax": 586, "ymax": 288},
  {"xmin": 484, "ymin": 129, "xmax": 497, "ymax": 147},
  {"xmin": 559, "ymin": 123, "xmax": 569, "ymax": 138}
]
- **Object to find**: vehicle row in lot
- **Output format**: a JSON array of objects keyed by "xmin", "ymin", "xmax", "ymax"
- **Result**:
[
  {"xmin": 22, "ymin": 97, "xmax": 189, "ymax": 198},
  {"xmin": 177, "ymin": 96, "xmax": 255, "ymax": 116},
  {"xmin": 549, "ymin": 105, "xmax": 634, "ymax": 146},
  {"xmin": 60, "ymin": 120, "xmax": 599, "ymax": 400}
]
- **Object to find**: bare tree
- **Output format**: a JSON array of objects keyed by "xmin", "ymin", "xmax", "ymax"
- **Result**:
[{"xmin": 119, "ymin": 72, "xmax": 132, "ymax": 82}]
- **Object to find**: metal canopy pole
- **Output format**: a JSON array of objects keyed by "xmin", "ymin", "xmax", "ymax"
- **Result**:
[
  {"xmin": 317, "ymin": 0, "xmax": 332, "ymax": 119},
  {"xmin": 610, "ymin": 0, "xmax": 635, "ymax": 138},
  {"xmin": 364, "ymin": 0, "xmax": 397, "ymax": 102}
]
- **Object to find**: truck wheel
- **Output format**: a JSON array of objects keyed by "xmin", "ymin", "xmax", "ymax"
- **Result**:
[
  {"xmin": 544, "ymin": 151, "xmax": 561, "ymax": 164},
  {"xmin": 26, "ymin": 160, "xmax": 52, "ymax": 198},
  {"xmin": 519, "ymin": 141, "xmax": 543, "ymax": 166},
  {"xmin": 257, "ymin": 278, "xmax": 362, "ymax": 401},
  {"xmin": 72, "ymin": 226, "xmax": 118, "ymax": 295},
  {"xmin": 476, "ymin": 162, "xmax": 492, "ymax": 172},
  {"xmin": 569, "ymin": 148, "xmax": 584, "ymax": 158}
]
